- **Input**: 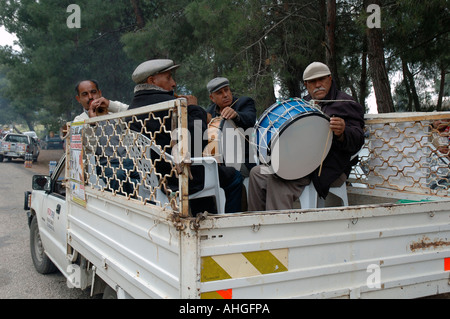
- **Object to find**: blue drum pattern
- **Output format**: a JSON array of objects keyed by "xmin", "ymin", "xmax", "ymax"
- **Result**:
[{"xmin": 253, "ymin": 98, "xmax": 331, "ymax": 180}]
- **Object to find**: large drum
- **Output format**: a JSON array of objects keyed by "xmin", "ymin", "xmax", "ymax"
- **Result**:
[
  {"xmin": 203, "ymin": 117, "xmax": 244, "ymax": 171},
  {"xmin": 253, "ymin": 98, "xmax": 332, "ymax": 180}
]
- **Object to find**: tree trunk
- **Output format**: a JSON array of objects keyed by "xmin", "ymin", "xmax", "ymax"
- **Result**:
[
  {"xmin": 365, "ymin": 0, "xmax": 394, "ymax": 113},
  {"xmin": 359, "ymin": 35, "xmax": 368, "ymax": 108},
  {"xmin": 436, "ymin": 62, "xmax": 446, "ymax": 111},
  {"xmin": 130, "ymin": 0, "xmax": 145, "ymax": 29},
  {"xmin": 326, "ymin": 0, "xmax": 340, "ymax": 90},
  {"xmin": 401, "ymin": 61, "xmax": 413, "ymax": 112},
  {"xmin": 402, "ymin": 59, "xmax": 421, "ymax": 112}
]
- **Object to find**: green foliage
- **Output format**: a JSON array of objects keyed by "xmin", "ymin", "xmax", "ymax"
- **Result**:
[
  {"xmin": 0, "ymin": 0, "xmax": 448, "ymax": 130},
  {"xmin": 0, "ymin": 0, "xmax": 137, "ymax": 130}
]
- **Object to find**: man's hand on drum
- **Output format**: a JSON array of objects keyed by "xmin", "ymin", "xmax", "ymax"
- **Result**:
[
  {"xmin": 220, "ymin": 107, "xmax": 238, "ymax": 120},
  {"xmin": 330, "ymin": 116, "xmax": 345, "ymax": 141}
]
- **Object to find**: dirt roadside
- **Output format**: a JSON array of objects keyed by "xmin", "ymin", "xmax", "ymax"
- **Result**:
[{"xmin": 24, "ymin": 149, "xmax": 65, "ymax": 175}]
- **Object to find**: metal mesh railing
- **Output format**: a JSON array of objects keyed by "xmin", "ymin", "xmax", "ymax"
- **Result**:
[
  {"xmin": 74, "ymin": 99, "xmax": 189, "ymax": 215},
  {"xmin": 70, "ymin": 105, "xmax": 449, "ymax": 216},
  {"xmin": 350, "ymin": 112, "xmax": 450, "ymax": 196}
]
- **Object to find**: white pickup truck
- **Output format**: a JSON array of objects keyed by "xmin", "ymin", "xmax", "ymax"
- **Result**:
[{"xmin": 24, "ymin": 99, "xmax": 450, "ymax": 299}]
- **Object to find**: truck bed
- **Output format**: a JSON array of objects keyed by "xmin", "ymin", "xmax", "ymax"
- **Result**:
[{"xmin": 65, "ymin": 185, "xmax": 450, "ymax": 298}]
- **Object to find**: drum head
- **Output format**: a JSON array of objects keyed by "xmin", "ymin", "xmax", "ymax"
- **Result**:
[{"xmin": 269, "ymin": 114, "xmax": 331, "ymax": 180}]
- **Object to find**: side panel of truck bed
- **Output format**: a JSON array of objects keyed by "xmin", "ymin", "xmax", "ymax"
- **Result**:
[
  {"xmin": 198, "ymin": 201, "xmax": 450, "ymax": 298},
  {"xmin": 67, "ymin": 189, "xmax": 182, "ymax": 298}
]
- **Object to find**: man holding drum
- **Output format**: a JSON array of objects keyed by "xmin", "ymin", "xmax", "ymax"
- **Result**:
[
  {"xmin": 206, "ymin": 77, "xmax": 257, "ymax": 177},
  {"xmin": 248, "ymin": 62, "xmax": 365, "ymax": 211}
]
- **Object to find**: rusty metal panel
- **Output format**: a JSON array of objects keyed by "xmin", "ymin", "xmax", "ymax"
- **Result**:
[{"xmin": 197, "ymin": 201, "xmax": 450, "ymax": 299}]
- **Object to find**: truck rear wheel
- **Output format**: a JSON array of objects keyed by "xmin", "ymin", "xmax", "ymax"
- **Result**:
[
  {"xmin": 30, "ymin": 216, "xmax": 57, "ymax": 274},
  {"xmin": 102, "ymin": 285, "xmax": 118, "ymax": 299}
]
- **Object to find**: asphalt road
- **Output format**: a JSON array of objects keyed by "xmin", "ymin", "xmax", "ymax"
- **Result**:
[{"xmin": 0, "ymin": 157, "xmax": 90, "ymax": 299}]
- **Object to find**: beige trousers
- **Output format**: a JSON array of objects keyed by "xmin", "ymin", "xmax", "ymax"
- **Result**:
[
  {"xmin": 247, "ymin": 165, "xmax": 347, "ymax": 211},
  {"xmin": 247, "ymin": 165, "xmax": 311, "ymax": 211}
]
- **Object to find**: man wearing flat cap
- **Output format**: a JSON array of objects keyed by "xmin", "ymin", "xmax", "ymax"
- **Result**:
[
  {"xmin": 128, "ymin": 59, "xmax": 243, "ymax": 214},
  {"xmin": 248, "ymin": 62, "xmax": 365, "ymax": 211},
  {"xmin": 206, "ymin": 77, "xmax": 257, "ymax": 177}
]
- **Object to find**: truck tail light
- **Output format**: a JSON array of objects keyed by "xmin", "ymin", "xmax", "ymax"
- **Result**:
[{"xmin": 24, "ymin": 191, "xmax": 32, "ymax": 210}]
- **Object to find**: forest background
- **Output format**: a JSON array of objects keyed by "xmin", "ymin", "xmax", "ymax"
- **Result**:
[{"xmin": 0, "ymin": 0, "xmax": 448, "ymax": 134}]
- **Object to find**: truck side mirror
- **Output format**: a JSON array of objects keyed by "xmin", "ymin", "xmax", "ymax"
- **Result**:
[{"xmin": 32, "ymin": 175, "xmax": 51, "ymax": 192}]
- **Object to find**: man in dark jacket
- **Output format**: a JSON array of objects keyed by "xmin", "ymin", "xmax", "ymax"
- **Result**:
[
  {"xmin": 248, "ymin": 62, "xmax": 365, "ymax": 210},
  {"xmin": 206, "ymin": 77, "xmax": 257, "ymax": 177},
  {"xmin": 304, "ymin": 63, "xmax": 365, "ymax": 199},
  {"xmin": 128, "ymin": 59, "xmax": 242, "ymax": 214}
]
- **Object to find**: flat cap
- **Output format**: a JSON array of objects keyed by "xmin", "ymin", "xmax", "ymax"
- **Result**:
[
  {"xmin": 303, "ymin": 62, "xmax": 331, "ymax": 81},
  {"xmin": 132, "ymin": 59, "xmax": 180, "ymax": 84},
  {"xmin": 207, "ymin": 77, "xmax": 230, "ymax": 93}
]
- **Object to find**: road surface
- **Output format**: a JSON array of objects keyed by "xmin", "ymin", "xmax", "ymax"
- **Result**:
[{"xmin": 0, "ymin": 151, "xmax": 90, "ymax": 299}]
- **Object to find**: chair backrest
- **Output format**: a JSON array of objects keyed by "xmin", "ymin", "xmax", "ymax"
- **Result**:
[
  {"xmin": 127, "ymin": 133, "xmax": 160, "ymax": 187},
  {"xmin": 125, "ymin": 132, "xmax": 170, "ymax": 205}
]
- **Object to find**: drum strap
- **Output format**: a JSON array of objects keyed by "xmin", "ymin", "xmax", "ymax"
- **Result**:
[
  {"xmin": 311, "ymin": 99, "xmax": 357, "ymax": 105},
  {"xmin": 208, "ymin": 98, "xmax": 252, "ymax": 144}
]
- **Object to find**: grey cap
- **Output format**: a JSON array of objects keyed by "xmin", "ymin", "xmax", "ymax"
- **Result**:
[
  {"xmin": 207, "ymin": 77, "xmax": 230, "ymax": 93},
  {"xmin": 132, "ymin": 59, "xmax": 180, "ymax": 84},
  {"xmin": 303, "ymin": 62, "xmax": 331, "ymax": 81}
]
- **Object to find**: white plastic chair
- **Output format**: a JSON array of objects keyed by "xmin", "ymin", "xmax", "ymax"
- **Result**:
[
  {"xmin": 188, "ymin": 156, "xmax": 226, "ymax": 214},
  {"xmin": 130, "ymin": 133, "xmax": 226, "ymax": 214},
  {"xmin": 243, "ymin": 176, "xmax": 249, "ymax": 199},
  {"xmin": 298, "ymin": 150, "xmax": 361, "ymax": 209},
  {"xmin": 299, "ymin": 182, "xmax": 348, "ymax": 209}
]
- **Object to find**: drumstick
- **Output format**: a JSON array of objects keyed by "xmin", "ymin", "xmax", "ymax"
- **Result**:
[{"xmin": 228, "ymin": 98, "xmax": 239, "ymax": 110}]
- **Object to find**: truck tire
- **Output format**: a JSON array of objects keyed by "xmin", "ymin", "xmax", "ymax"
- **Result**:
[
  {"xmin": 30, "ymin": 216, "xmax": 57, "ymax": 274},
  {"xmin": 102, "ymin": 285, "xmax": 118, "ymax": 299}
]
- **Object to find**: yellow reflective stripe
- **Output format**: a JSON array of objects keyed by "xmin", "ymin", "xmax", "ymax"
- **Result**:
[
  {"xmin": 201, "ymin": 289, "xmax": 232, "ymax": 299},
  {"xmin": 201, "ymin": 256, "xmax": 232, "ymax": 282},
  {"xmin": 213, "ymin": 253, "xmax": 260, "ymax": 278},
  {"xmin": 201, "ymin": 291, "xmax": 223, "ymax": 299},
  {"xmin": 243, "ymin": 250, "xmax": 288, "ymax": 274},
  {"xmin": 271, "ymin": 248, "xmax": 289, "ymax": 269},
  {"xmin": 201, "ymin": 248, "xmax": 288, "ymax": 283}
]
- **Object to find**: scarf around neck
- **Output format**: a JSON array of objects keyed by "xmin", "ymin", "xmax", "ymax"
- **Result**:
[{"xmin": 134, "ymin": 83, "xmax": 173, "ymax": 94}]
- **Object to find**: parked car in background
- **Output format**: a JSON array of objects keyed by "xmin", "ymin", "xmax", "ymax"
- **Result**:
[
  {"xmin": 23, "ymin": 131, "xmax": 39, "ymax": 141},
  {"xmin": 0, "ymin": 130, "xmax": 9, "ymax": 140},
  {"xmin": 0, "ymin": 133, "xmax": 40, "ymax": 162},
  {"xmin": 42, "ymin": 135, "xmax": 64, "ymax": 150},
  {"xmin": 23, "ymin": 131, "xmax": 38, "ymax": 139}
]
